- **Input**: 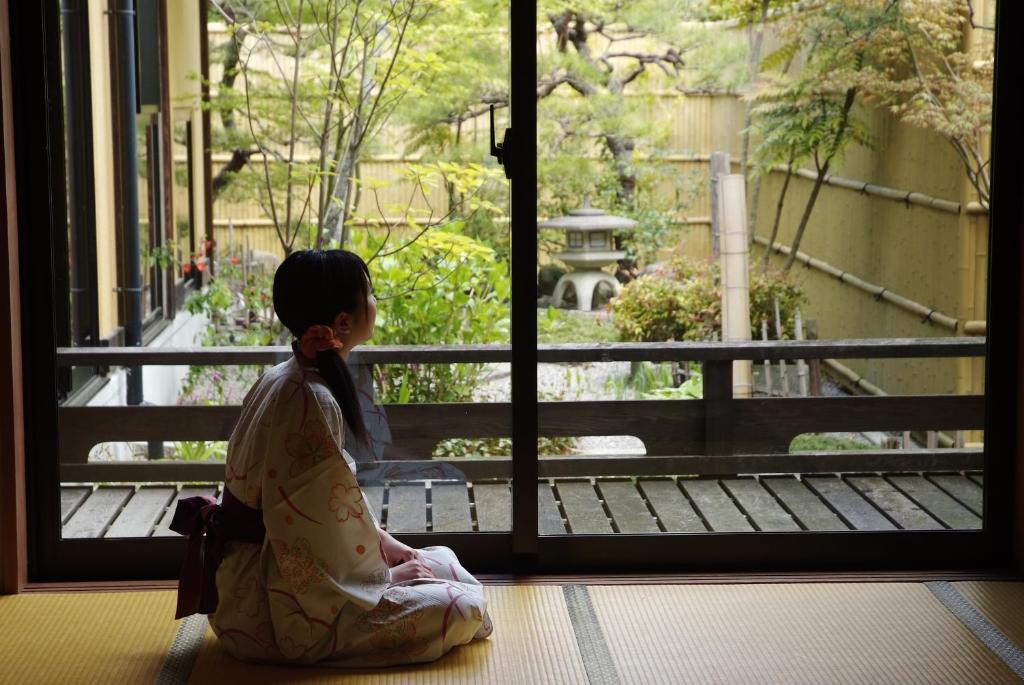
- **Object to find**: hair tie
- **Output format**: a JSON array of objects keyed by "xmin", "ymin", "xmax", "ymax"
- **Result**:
[{"xmin": 299, "ymin": 325, "xmax": 344, "ymax": 359}]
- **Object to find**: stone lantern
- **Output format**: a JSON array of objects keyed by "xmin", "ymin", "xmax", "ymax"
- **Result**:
[{"xmin": 540, "ymin": 201, "xmax": 635, "ymax": 311}]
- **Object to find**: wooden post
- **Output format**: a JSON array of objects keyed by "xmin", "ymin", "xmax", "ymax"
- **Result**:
[
  {"xmin": 709, "ymin": 152, "xmax": 730, "ymax": 261},
  {"xmin": 703, "ymin": 360, "xmax": 734, "ymax": 456},
  {"xmin": 243, "ymin": 233, "xmax": 251, "ymax": 327},
  {"xmin": 773, "ymin": 298, "xmax": 789, "ymax": 397},
  {"xmin": 795, "ymin": 309, "xmax": 809, "ymax": 397},
  {"xmin": 761, "ymin": 318, "xmax": 772, "ymax": 396},
  {"xmin": 805, "ymin": 318, "xmax": 822, "ymax": 396}
]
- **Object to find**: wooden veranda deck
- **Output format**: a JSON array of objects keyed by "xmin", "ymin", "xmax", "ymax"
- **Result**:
[{"xmin": 60, "ymin": 470, "xmax": 984, "ymax": 538}]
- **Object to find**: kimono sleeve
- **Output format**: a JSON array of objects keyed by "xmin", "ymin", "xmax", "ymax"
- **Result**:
[{"xmin": 261, "ymin": 381, "xmax": 390, "ymax": 657}]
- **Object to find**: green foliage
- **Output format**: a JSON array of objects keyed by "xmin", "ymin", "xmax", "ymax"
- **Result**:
[
  {"xmin": 145, "ymin": 244, "xmax": 179, "ymax": 271},
  {"xmin": 605, "ymin": 361, "xmax": 702, "ymax": 400},
  {"xmin": 789, "ymin": 434, "xmax": 873, "ymax": 452},
  {"xmin": 749, "ymin": 82, "xmax": 873, "ymax": 177},
  {"xmin": 173, "ymin": 440, "xmax": 229, "ymax": 462},
  {"xmin": 609, "ymin": 258, "xmax": 720, "ymax": 342},
  {"xmin": 208, "ymin": 0, "xmax": 458, "ymax": 251},
  {"xmin": 184, "ymin": 263, "xmax": 281, "ymax": 345},
  {"xmin": 609, "ymin": 257, "xmax": 805, "ymax": 342},
  {"xmin": 179, "ymin": 264, "xmax": 283, "ymax": 406},
  {"xmin": 643, "ymin": 372, "xmax": 703, "ymax": 400},
  {"xmin": 538, "ymin": 307, "xmax": 620, "ymax": 344},
  {"xmin": 360, "ymin": 228, "xmax": 510, "ymax": 404},
  {"xmin": 748, "ymin": 267, "xmax": 807, "ymax": 337},
  {"xmin": 432, "ymin": 437, "xmax": 577, "ymax": 459}
]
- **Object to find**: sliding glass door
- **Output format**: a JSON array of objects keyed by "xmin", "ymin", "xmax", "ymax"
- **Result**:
[
  {"xmin": 527, "ymin": 0, "xmax": 1008, "ymax": 571},
  {"xmin": 13, "ymin": 0, "xmax": 1020, "ymax": 581}
]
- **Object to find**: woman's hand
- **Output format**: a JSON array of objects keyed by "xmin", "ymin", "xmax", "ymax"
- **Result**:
[
  {"xmin": 379, "ymin": 528, "xmax": 421, "ymax": 567},
  {"xmin": 389, "ymin": 558, "xmax": 436, "ymax": 583}
]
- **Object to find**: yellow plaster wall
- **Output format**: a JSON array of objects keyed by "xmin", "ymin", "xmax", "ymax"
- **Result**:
[
  {"xmin": 166, "ymin": 0, "xmax": 208, "ymax": 250},
  {"xmin": 166, "ymin": 2, "xmax": 201, "ymax": 109},
  {"xmin": 88, "ymin": 3, "xmax": 120, "ymax": 339}
]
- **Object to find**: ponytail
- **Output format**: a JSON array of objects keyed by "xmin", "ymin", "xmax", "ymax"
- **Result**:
[
  {"xmin": 274, "ymin": 249, "xmax": 375, "ymax": 447},
  {"xmin": 314, "ymin": 348, "xmax": 368, "ymax": 445}
]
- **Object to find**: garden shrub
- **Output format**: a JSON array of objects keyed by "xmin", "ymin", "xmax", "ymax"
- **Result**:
[
  {"xmin": 537, "ymin": 307, "xmax": 619, "ymax": 344},
  {"xmin": 366, "ymin": 228, "xmax": 510, "ymax": 404},
  {"xmin": 179, "ymin": 263, "xmax": 285, "ymax": 406},
  {"xmin": 610, "ymin": 256, "xmax": 805, "ymax": 342}
]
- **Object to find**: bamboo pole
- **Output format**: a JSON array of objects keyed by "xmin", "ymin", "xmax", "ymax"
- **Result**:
[
  {"xmin": 770, "ymin": 165, "xmax": 964, "ymax": 214},
  {"xmin": 754, "ymin": 235, "xmax": 959, "ymax": 331},
  {"xmin": 963, "ymin": 320, "xmax": 986, "ymax": 335},
  {"xmin": 824, "ymin": 359, "xmax": 957, "ymax": 450},
  {"xmin": 719, "ymin": 174, "xmax": 753, "ymax": 398},
  {"xmin": 823, "ymin": 358, "xmax": 887, "ymax": 396}
]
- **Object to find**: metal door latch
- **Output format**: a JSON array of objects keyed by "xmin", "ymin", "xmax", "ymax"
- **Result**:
[{"xmin": 489, "ymin": 104, "xmax": 512, "ymax": 180}]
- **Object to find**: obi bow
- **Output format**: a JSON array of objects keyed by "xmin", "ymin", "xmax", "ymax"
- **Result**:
[{"xmin": 169, "ymin": 488, "xmax": 266, "ymax": 619}]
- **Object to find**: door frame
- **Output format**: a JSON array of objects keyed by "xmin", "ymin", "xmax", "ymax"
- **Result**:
[{"xmin": 10, "ymin": 0, "xmax": 1023, "ymax": 582}]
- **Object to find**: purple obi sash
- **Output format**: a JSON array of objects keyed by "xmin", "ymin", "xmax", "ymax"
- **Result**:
[{"xmin": 170, "ymin": 487, "xmax": 266, "ymax": 619}]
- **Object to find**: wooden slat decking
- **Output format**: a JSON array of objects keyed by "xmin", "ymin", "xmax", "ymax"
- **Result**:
[{"xmin": 60, "ymin": 471, "xmax": 985, "ymax": 538}]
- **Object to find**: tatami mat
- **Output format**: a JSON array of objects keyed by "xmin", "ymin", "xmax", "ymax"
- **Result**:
[
  {"xmin": 955, "ymin": 581, "xmax": 1024, "ymax": 651},
  {"xmin": 0, "ymin": 590, "xmax": 179, "ymax": 685},
  {"xmin": 187, "ymin": 585, "xmax": 588, "ymax": 684},
  {"xmin": 587, "ymin": 583, "xmax": 1021, "ymax": 684},
  {"xmin": 2, "ymin": 582, "xmax": 1023, "ymax": 684}
]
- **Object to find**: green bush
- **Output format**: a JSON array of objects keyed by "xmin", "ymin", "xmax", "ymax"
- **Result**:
[
  {"xmin": 789, "ymin": 434, "xmax": 873, "ymax": 452},
  {"xmin": 366, "ymin": 228, "xmax": 510, "ymax": 404},
  {"xmin": 179, "ymin": 264, "xmax": 284, "ymax": 406},
  {"xmin": 173, "ymin": 440, "xmax": 229, "ymax": 461},
  {"xmin": 537, "ymin": 307, "xmax": 620, "ymax": 344},
  {"xmin": 642, "ymin": 372, "xmax": 703, "ymax": 400},
  {"xmin": 432, "ymin": 437, "xmax": 576, "ymax": 459},
  {"xmin": 610, "ymin": 257, "xmax": 805, "ymax": 342}
]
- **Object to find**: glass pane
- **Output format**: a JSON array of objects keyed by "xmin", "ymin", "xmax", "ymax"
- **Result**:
[
  {"xmin": 57, "ymin": 1, "xmax": 512, "ymax": 543},
  {"xmin": 171, "ymin": 117, "xmax": 195, "ymax": 286},
  {"xmin": 536, "ymin": 2, "xmax": 994, "ymax": 536}
]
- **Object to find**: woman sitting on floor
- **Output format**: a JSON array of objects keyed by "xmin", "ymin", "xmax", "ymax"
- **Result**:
[{"xmin": 172, "ymin": 249, "xmax": 492, "ymax": 666}]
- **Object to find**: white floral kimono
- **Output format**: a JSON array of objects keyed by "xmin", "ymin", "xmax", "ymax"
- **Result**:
[{"xmin": 210, "ymin": 357, "xmax": 490, "ymax": 666}]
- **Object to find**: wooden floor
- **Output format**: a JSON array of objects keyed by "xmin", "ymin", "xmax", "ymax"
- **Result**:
[{"xmin": 60, "ymin": 471, "xmax": 985, "ymax": 538}]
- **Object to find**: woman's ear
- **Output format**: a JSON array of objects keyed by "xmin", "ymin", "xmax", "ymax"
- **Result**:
[{"xmin": 333, "ymin": 310, "xmax": 354, "ymax": 335}]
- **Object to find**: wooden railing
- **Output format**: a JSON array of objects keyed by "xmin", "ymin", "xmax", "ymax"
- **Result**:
[{"xmin": 56, "ymin": 338, "xmax": 986, "ymax": 482}]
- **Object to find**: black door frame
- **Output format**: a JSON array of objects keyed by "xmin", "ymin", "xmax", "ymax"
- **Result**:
[{"xmin": 13, "ymin": 1, "xmax": 1022, "ymax": 581}]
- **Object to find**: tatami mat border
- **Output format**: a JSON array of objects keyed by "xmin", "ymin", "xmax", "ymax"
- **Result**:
[{"xmin": 927, "ymin": 581, "xmax": 1024, "ymax": 680}]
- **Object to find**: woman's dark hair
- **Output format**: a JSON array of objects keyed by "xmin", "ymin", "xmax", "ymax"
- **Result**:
[{"xmin": 273, "ymin": 249, "xmax": 372, "ymax": 444}]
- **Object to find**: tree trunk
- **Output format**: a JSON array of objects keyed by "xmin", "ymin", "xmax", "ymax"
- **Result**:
[
  {"xmin": 782, "ymin": 167, "xmax": 826, "ymax": 272},
  {"xmin": 605, "ymin": 133, "xmax": 637, "ymax": 204},
  {"xmin": 210, "ymin": 23, "xmax": 249, "ymax": 202},
  {"xmin": 747, "ymin": 175, "xmax": 762, "ymax": 247},
  {"xmin": 761, "ymin": 162, "xmax": 793, "ymax": 274},
  {"xmin": 782, "ymin": 88, "xmax": 856, "ymax": 272},
  {"xmin": 322, "ymin": 143, "xmax": 358, "ymax": 248},
  {"xmin": 741, "ymin": 1, "xmax": 770, "ymax": 242},
  {"xmin": 212, "ymin": 148, "xmax": 255, "ymax": 198}
]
